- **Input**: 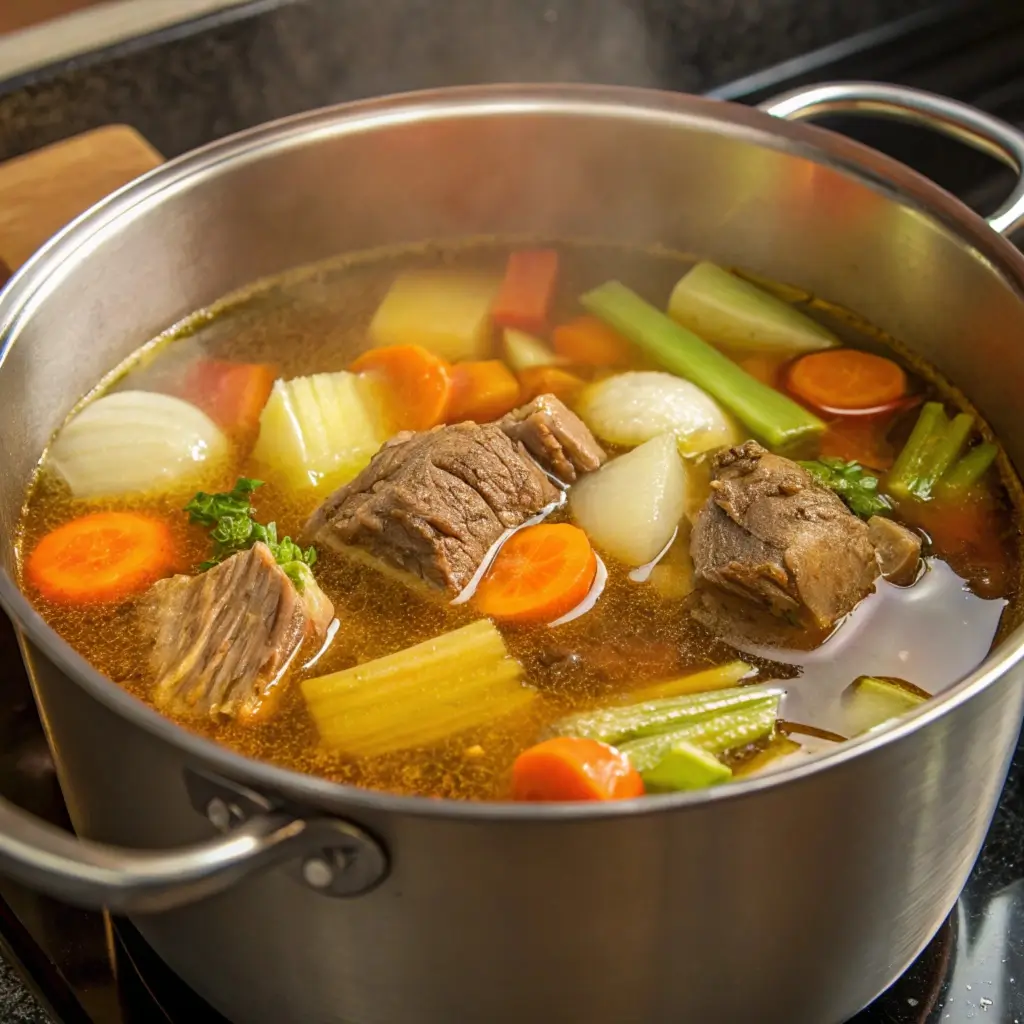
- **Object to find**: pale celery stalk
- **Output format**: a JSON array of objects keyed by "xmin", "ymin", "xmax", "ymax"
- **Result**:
[
  {"xmin": 301, "ymin": 620, "xmax": 535, "ymax": 757},
  {"xmin": 580, "ymin": 281, "xmax": 825, "ymax": 451},
  {"xmin": 842, "ymin": 676, "xmax": 927, "ymax": 736},
  {"xmin": 667, "ymin": 261, "xmax": 838, "ymax": 356},
  {"xmin": 549, "ymin": 685, "xmax": 784, "ymax": 746},
  {"xmin": 620, "ymin": 701, "xmax": 780, "ymax": 772},
  {"xmin": 641, "ymin": 741, "xmax": 732, "ymax": 792},
  {"xmin": 626, "ymin": 660, "xmax": 754, "ymax": 703}
]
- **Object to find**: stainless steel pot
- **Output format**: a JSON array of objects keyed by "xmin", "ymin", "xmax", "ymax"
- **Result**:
[{"xmin": 1, "ymin": 81, "xmax": 1024, "ymax": 1024}]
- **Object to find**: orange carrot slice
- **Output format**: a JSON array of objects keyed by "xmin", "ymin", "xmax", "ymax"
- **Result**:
[
  {"xmin": 474, "ymin": 523, "xmax": 596, "ymax": 625},
  {"xmin": 181, "ymin": 359, "xmax": 276, "ymax": 436},
  {"xmin": 491, "ymin": 249, "xmax": 559, "ymax": 333},
  {"xmin": 552, "ymin": 315, "xmax": 633, "ymax": 367},
  {"xmin": 512, "ymin": 737, "xmax": 645, "ymax": 801},
  {"xmin": 517, "ymin": 366, "xmax": 586, "ymax": 405},
  {"xmin": 446, "ymin": 360, "xmax": 521, "ymax": 422},
  {"xmin": 26, "ymin": 512, "xmax": 177, "ymax": 605},
  {"xmin": 351, "ymin": 344, "xmax": 452, "ymax": 431},
  {"xmin": 787, "ymin": 349, "xmax": 907, "ymax": 414}
]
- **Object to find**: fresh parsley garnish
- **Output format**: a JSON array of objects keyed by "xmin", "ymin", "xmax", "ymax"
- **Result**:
[
  {"xmin": 799, "ymin": 457, "xmax": 892, "ymax": 520},
  {"xmin": 185, "ymin": 478, "xmax": 318, "ymax": 590}
]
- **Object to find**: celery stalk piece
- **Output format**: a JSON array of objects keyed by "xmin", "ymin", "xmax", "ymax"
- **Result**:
[
  {"xmin": 642, "ymin": 741, "xmax": 733, "ymax": 792},
  {"xmin": 842, "ymin": 676, "xmax": 927, "ymax": 736},
  {"xmin": 886, "ymin": 402, "xmax": 948, "ymax": 501},
  {"xmin": 733, "ymin": 736, "xmax": 803, "ymax": 778},
  {"xmin": 626, "ymin": 660, "xmax": 754, "ymax": 703},
  {"xmin": 621, "ymin": 701, "xmax": 780, "ymax": 772},
  {"xmin": 916, "ymin": 412, "xmax": 972, "ymax": 499},
  {"xmin": 937, "ymin": 442, "xmax": 998, "ymax": 501},
  {"xmin": 580, "ymin": 281, "xmax": 825, "ymax": 451},
  {"xmin": 548, "ymin": 685, "xmax": 784, "ymax": 746},
  {"xmin": 302, "ymin": 620, "xmax": 535, "ymax": 757},
  {"xmin": 667, "ymin": 261, "xmax": 838, "ymax": 356}
]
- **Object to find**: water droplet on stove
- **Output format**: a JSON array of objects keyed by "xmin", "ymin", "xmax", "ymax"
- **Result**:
[{"xmin": 980, "ymin": 997, "xmax": 993, "ymax": 1009}]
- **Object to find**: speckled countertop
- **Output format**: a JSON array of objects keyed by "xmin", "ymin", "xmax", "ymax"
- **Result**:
[{"xmin": 0, "ymin": 0, "xmax": 955, "ymax": 1020}]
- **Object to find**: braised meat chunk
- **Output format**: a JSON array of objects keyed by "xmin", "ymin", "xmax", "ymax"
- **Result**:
[
  {"xmin": 497, "ymin": 394, "xmax": 606, "ymax": 483},
  {"xmin": 690, "ymin": 441, "xmax": 883, "ymax": 643},
  {"xmin": 303, "ymin": 421, "xmax": 560, "ymax": 592},
  {"xmin": 142, "ymin": 542, "xmax": 334, "ymax": 723}
]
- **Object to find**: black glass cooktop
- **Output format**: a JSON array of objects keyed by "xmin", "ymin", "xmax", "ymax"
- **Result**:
[{"xmin": 3, "ymin": 2, "xmax": 1024, "ymax": 1022}]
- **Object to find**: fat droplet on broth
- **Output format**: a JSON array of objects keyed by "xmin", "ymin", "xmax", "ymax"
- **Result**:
[{"xmin": 736, "ymin": 559, "xmax": 1006, "ymax": 736}]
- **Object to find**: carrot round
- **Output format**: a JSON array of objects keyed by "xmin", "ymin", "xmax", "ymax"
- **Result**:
[
  {"xmin": 517, "ymin": 366, "xmax": 585, "ymax": 405},
  {"xmin": 181, "ymin": 359, "xmax": 276, "ymax": 436},
  {"xmin": 351, "ymin": 344, "xmax": 452, "ymax": 431},
  {"xmin": 787, "ymin": 349, "xmax": 907, "ymax": 414},
  {"xmin": 474, "ymin": 523, "xmax": 596, "ymax": 625},
  {"xmin": 26, "ymin": 512, "xmax": 177, "ymax": 605},
  {"xmin": 552, "ymin": 315, "xmax": 633, "ymax": 367},
  {"xmin": 512, "ymin": 737, "xmax": 644, "ymax": 801},
  {"xmin": 446, "ymin": 360, "xmax": 521, "ymax": 423}
]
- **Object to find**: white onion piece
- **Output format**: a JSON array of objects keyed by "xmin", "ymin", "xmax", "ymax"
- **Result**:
[
  {"xmin": 48, "ymin": 390, "xmax": 229, "ymax": 499},
  {"xmin": 569, "ymin": 433, "xmax": 687, "ymax": 567},
  {"xmin": 576, "ymin": 371, "xmax": 740, "ymax": 455}
]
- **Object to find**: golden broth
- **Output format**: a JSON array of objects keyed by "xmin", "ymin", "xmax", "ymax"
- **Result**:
[{"xmin": 15, "ymin": 241, "xmax": 1024, "ymax": 800}]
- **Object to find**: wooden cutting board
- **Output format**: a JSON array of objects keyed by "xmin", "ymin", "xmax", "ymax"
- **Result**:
[{"xmin": 0, "ymin": 125, "xmax": 163, "ymax": 278}]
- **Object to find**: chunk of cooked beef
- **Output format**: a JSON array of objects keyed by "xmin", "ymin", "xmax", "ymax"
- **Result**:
[
  {"xmin": 141, "ymin": 543, "xmax": 333, "ymax": 723},
  {"xmin": 868, "ymin": 515, "xmax": 922, "ymax": 586},
  {"xmin": 690, "ymin": 441, "xmax": 881, "ymax": 643},
  {"xmin": 497, "ymin": 394, "xmax": 606, "ymax": 483},
  {"xmin": 302, "ymin": 421, "xmax": 560, "ymax": 592}
]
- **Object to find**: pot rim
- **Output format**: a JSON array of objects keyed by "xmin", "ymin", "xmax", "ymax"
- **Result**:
[{"xmin": 3, "ymin": 81, "xmax": 1024, "ymax": 822}]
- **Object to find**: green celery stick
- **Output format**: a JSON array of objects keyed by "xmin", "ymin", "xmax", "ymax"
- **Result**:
[
  {"xmin": 842, "ymin": 676, "xmax": 927, "ymax": 736},
  {"xmin": 642, "ymin": 741, "xmax": 733, "ymax": 792},
  {"xmin": 621, "ymin": 701, "xmax": 780, "ymax": 772},
  {"xmin": 914, "ymin": 412, "xmax": 972, "ymax": 500},
  {"xmin": 886, "ymin": 402, "xmax": 948, "ymax": 501},
  {"xmin": 549, "ymin": 685, "xmax": 784, "ymax": 746},
  {"xmin": 937, "ymin": 442, "xmax": 998, "ymax": 500},
  {"xmin": 580, "ymin": 281, "xmax": 824, "ymax": 451}
]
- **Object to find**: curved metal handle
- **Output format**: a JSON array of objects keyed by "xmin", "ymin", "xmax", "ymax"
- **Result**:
[
  {"xmin": 0, "ymin": 791, "xmax": 387, "ymax": 914},
  {"xmin": 758, "ymin": 81, "xmax": 1024, "ymax": 237}
]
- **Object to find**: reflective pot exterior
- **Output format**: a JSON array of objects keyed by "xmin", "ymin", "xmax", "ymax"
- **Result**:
[{"xmin": 4, "ymin": 86, "xmax": 1024, "ymax": 1024}]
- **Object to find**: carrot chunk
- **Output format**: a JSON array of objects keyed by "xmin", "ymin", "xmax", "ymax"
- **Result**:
[
  {"xmin": 517, "ymin": 366, "xmax": 586, "ymax": 405},
  {"xmin": 351, "ymin": 344, "xmax": 452, "ymax": 431},
  {"xmin": 552, "ymin": 315, "xmax": 633, "ymax": 367},
  {"xmin": 181, "ymin": 359, "xmax": 276, "ymax": 436},
  {"xmin": 26, "ymin": 512, "xmax": 177, "ymax": 605},
  {"xmin": 512, "ymin": 737, "xmax": 644, "ymax": 801},
  {"xmin": 446, "ymin": 360, "xmax": 521, "ymax": 422},
  {"xmin": 474, "ymin": 524, "xmax": 596, "ymax": 625},
  {"xmin": 787, "ymin": 349, "xmax": 907, "ymax": 414},
  {"xmin": 491, "ymin": 249, "xmax": 560, "ymax": 333}
]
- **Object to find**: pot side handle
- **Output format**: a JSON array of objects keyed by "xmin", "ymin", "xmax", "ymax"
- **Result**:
[
  {"xmin": 0, "ymin": 795, "xmax": 387, "ymax": 914},
  {"xmin": 758, "ymin": 81, "xmax": 1024, "ymax": 237}
]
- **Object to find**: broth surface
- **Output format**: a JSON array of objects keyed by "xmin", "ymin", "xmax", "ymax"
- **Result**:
[{"xmin": 16, "ymin": 242, "xmax": 1024, "ymax": 800}]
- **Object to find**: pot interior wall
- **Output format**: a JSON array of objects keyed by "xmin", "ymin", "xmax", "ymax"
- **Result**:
[{"xmin": 3, "ymin": 89, "xmax": 1024, "ymax": 575}]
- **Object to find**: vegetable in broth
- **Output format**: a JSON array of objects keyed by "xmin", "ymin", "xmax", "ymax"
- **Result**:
[{"xmin": 15, "ymin": 241, "xmax": 1022, "ymax": 803}]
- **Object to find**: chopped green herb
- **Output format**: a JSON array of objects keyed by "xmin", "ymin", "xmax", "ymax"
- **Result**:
[
  {"xmin": 185, "ymin": 478, "xmax": 317, "ymax": 589},
  {"xmin": 799, "ymin": 457, "xmax": 891, "ymax": 519}
]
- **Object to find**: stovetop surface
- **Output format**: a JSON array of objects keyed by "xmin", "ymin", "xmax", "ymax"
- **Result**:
[{"xmin": 3, "ymin": 2, "xmax": 1024, "ymax": 1022}]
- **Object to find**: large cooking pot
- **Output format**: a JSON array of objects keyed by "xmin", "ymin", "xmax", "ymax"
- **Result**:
[{"xmin": 1, "ymin": 81, "xmax": 1024, "ymax": 1024}]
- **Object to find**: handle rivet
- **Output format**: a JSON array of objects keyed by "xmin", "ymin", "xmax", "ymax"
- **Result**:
[
  {"xmin": 302, "ymin": 857, "xmax": 334, "ymax": 889},
  {"xmin": 206, "ymin": 797, "xmax": 231, "ymax": 832}
]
